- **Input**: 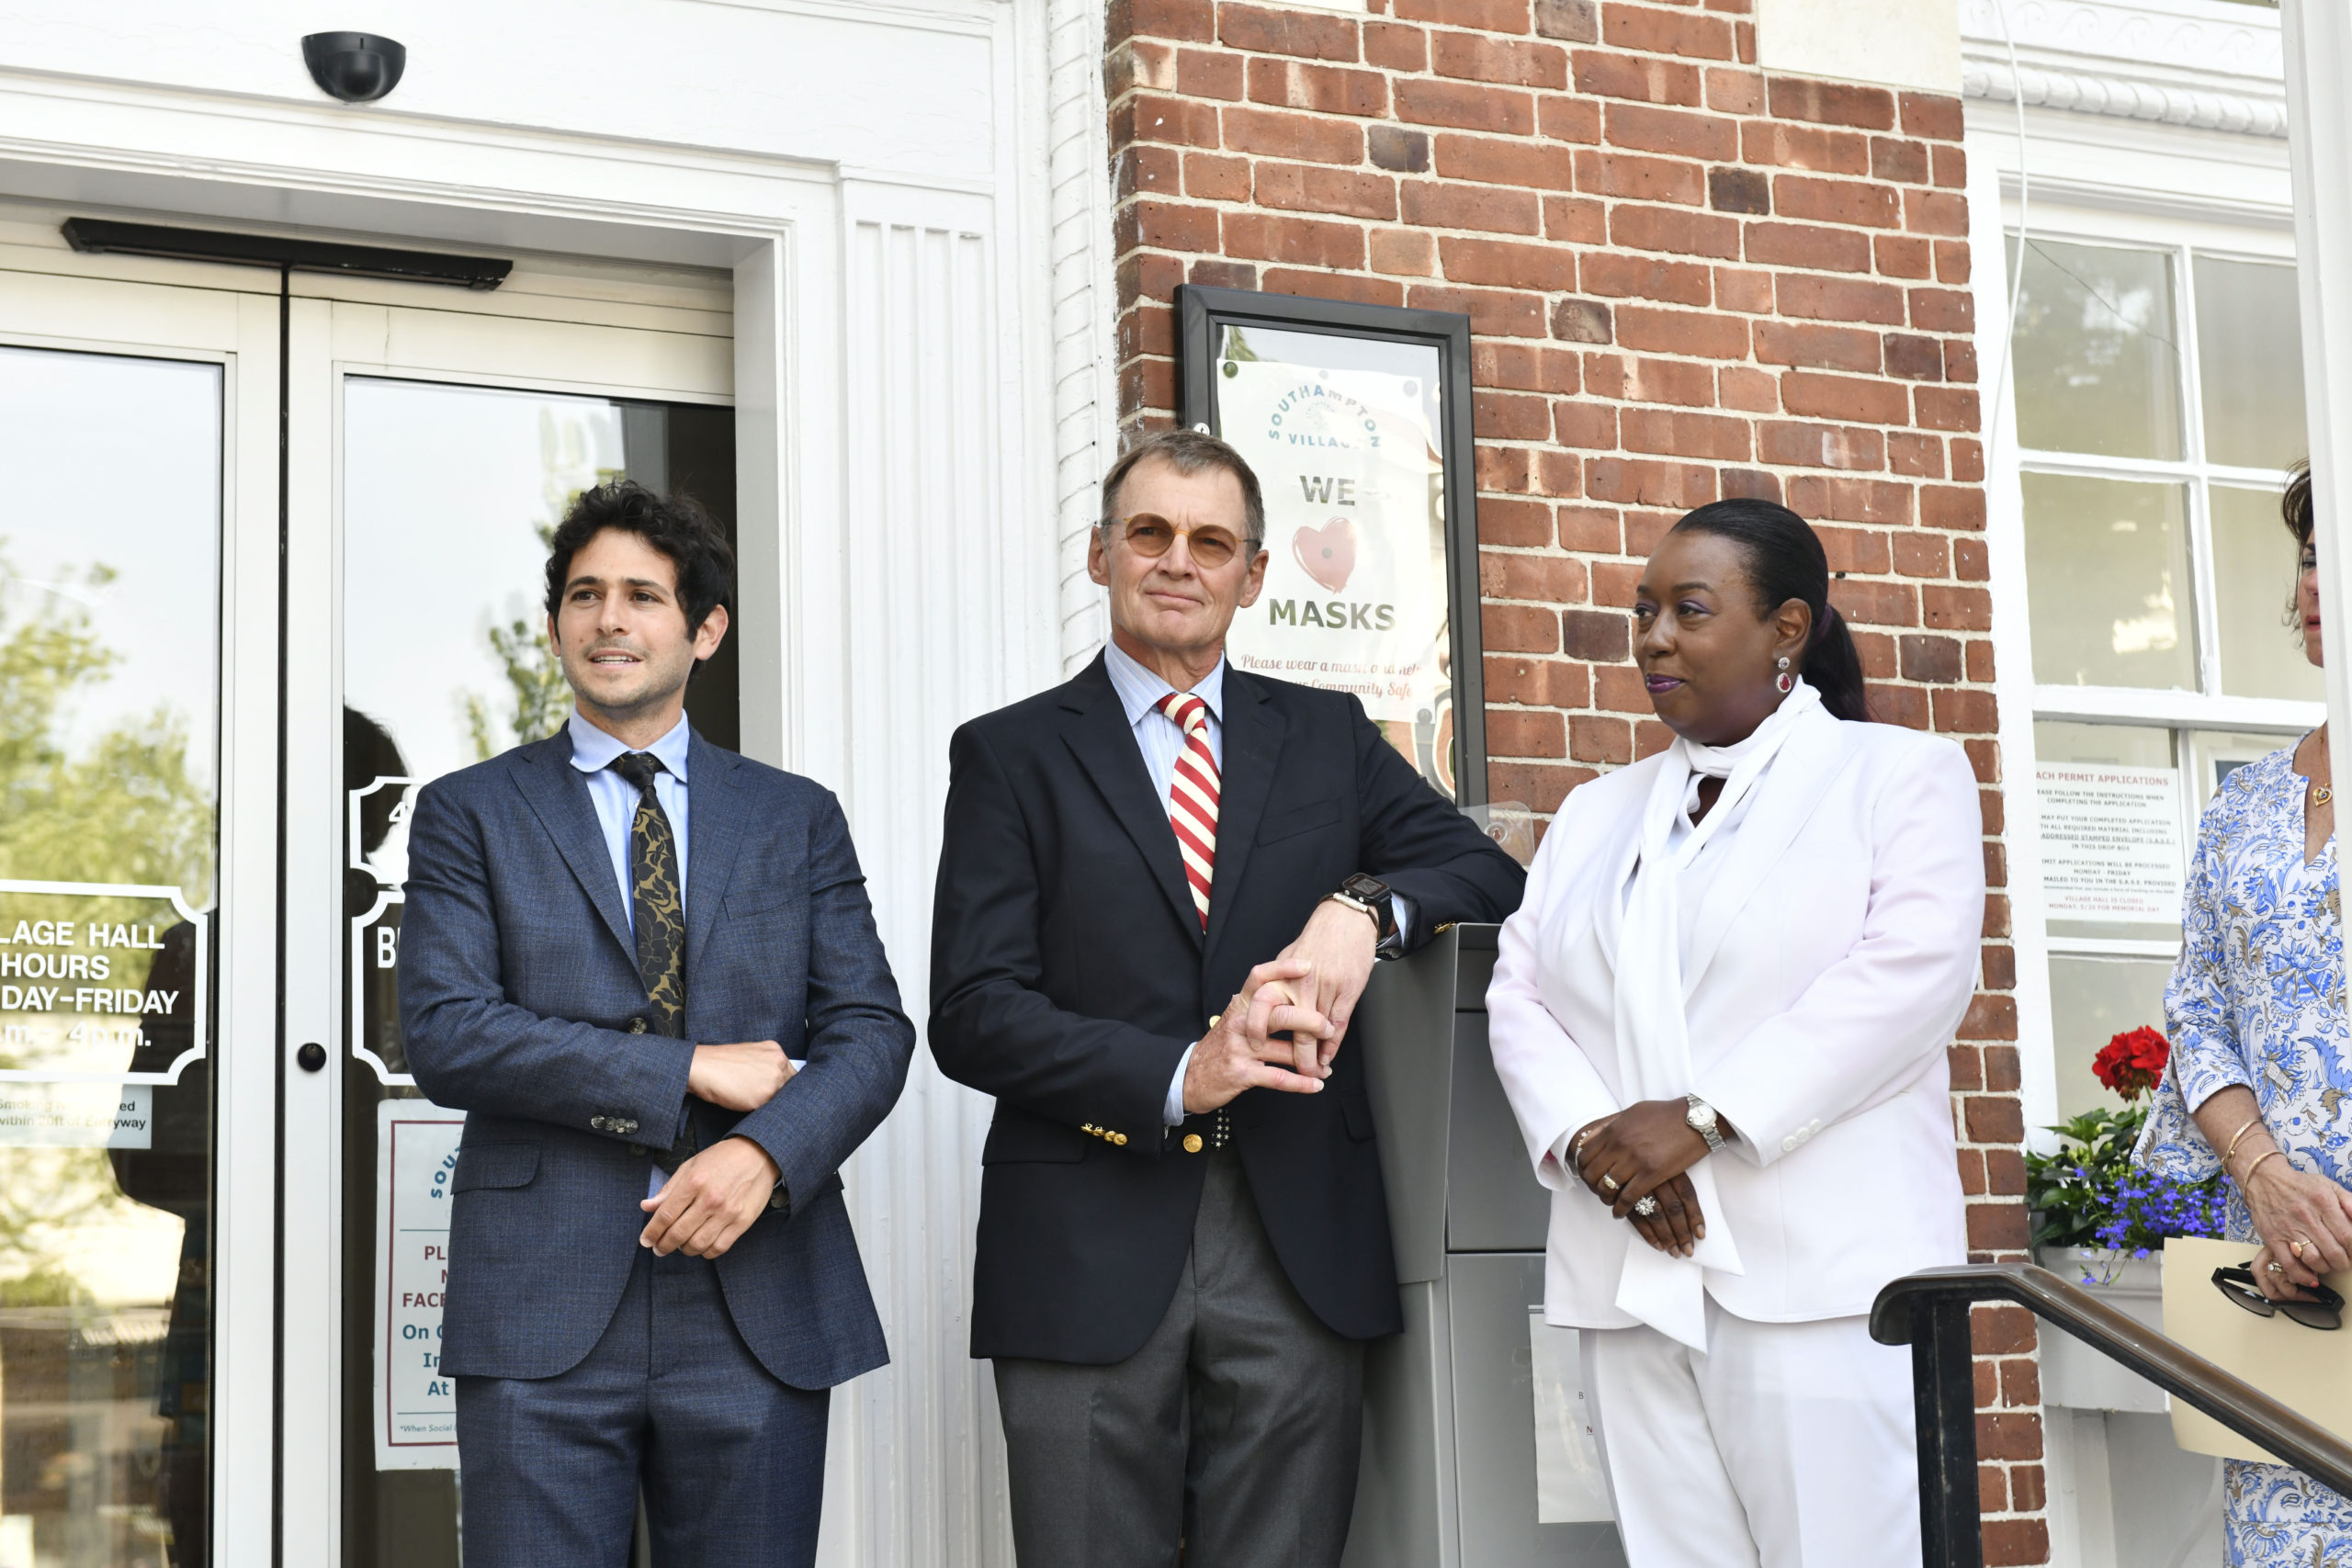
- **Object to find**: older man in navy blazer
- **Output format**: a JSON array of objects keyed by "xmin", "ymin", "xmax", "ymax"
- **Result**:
[
  {"xmin": 932, "ymin": 431, "xmax": 1523, "ymax": 1567},
  {"xmin": 400, "ymin": 481, "xmax": 912, "ymax": 1568}
]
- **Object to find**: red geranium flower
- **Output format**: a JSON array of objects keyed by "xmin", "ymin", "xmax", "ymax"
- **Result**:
[{"xmin": 2092, "ymin": 1026, "xmax": 2169, "ymax": 1102}]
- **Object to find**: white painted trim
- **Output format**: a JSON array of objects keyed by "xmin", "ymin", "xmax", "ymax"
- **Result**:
[
  {"xmin": 2028, "ymin": 687, "xmax": 2322, "ymax": 731},
  {"xmin": 1962, "ymin": 60, "xmax": 2286, "ymax": 139},
  {"xmin": 0, "ymin": 3, "xmax": 1063, "ymax": 1558},
  {"xmin": 1969, "ymin": 131, "xmax": 2063, "ymax": 1152},
  {"xmin": 1047, "ymin": 0, "xmax": 1117, "ymax": 676},
  {"xmin": 2281, "ymin": 1, "xmax": 2352, "ymax": 860}
]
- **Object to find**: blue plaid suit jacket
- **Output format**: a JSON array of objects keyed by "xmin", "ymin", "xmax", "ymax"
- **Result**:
[{"xmin": 398, "ymin": 728, "xmax": 913, "ymax": 1387}]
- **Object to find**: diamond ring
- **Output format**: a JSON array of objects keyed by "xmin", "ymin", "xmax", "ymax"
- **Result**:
[{"xmin": 1633, "ymin": 1195, "xmax": 1659, "ymax": 1217}]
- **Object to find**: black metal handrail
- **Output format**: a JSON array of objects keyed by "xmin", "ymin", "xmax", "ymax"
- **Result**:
[{"xmin": 1871, "ymin": 1264, "xmax": 2352, "ymax": 1568}]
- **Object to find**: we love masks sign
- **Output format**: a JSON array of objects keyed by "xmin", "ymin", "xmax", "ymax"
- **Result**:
[{"xmin": 1217, "ymin": 355, "xmax": 1448, "ymax": 734}]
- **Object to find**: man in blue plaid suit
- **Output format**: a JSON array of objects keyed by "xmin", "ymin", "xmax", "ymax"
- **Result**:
[{"xmin": 400, "ymin": 481, "xmax": 912, "ymax": 1567}]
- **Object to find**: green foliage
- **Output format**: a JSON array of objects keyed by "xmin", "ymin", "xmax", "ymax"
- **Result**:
[
  {"xmin": 465, "ymin": 519, "xmax": 571, "ymax": 761},
  {"xmin": 0, "ymin": 1261, "xmax": 97, "ymax": 1307},
  {"xmin": 2027, "ymin": 1105, "xmax": 2229, "ymax": 1270},
  {"xmin": 2028, "ymin": 1108, "xmax": 2151, "ymax": 1249},
  {"xmin": 0, "ymin": 540, "xmax": 209, "ymax": 1296},
  {"xmin": 465, "ymin": 615, "xmax": 571, "ymax": 761},
  {"xmin": 0, "ymin": 547, "xmax": 213, "ymax": 901}
]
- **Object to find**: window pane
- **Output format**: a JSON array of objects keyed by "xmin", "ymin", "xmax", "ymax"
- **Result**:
[
  {"xmin": 2186, "ymin": 728, "xmax": 2301, "ymax": 808},
  {"xmin": 339, "ymin": 379, "xmax": 737, "ymax": 1560},
  {"xmin": 2023, "ymin": 472, "xmax": 2195, "ymax": 689},
  {"xmin": 2194, "ymin": 256, "xmax": 2308, "ymax": 471},
  {"xmin": 2211, "ymin": 482, "xmax": 2324, "ymax": 700},
  {"xmin": 2008, "ymin": 238, "xmax": 2184, "ymax": 459},
  {"xmin": 2034, "ymin": 723, "xmax": 2183, "ymax": 942},
  {"xmin": 0, "ymin": 345, "xmax": 220, "ymax": 1566},
  {"xmin": 2050, "ymin": 954, "xmax": 2174, "ymax": 1117}
]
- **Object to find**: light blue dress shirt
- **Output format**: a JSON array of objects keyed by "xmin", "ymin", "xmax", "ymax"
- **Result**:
[
  {"xmin": 567, "ymin": 707, "xmax": 692, "ymax": 935},
  {"xmin": 1102, "ymin": 642, "xmax": 1224, "ymax": 1128},
  {"xmin": 568, "ymin": 709, "xmax": 693, "ymax": 1198}
]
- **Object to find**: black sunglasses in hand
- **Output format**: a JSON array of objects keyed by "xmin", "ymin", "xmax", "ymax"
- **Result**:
[{"xmin": 2212, "ymin": 1263, "xmax": 2346, "ymax": 1330}]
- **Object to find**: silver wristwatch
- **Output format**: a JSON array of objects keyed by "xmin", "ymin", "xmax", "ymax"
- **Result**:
[{"xmin": 1685, "ymin": 1094, "xmax": 1724, "ymax": 1153}]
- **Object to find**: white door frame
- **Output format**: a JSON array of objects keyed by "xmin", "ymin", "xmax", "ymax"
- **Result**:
[
  {"xmin": 0, "ymin": 240, "xmax": 286, "ymax": 1559},
  {"xmin": 0, "ymin": 5, "xmax": 1074, "ymax": 1561},
  {"xmin": 287, "ymin": 277, "xmax": 738, "ymax": 1562}
]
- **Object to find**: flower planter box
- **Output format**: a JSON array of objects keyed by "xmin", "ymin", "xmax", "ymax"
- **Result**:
[{"xmin": 2034, "ymin": 1246, "xmax": 2169, "ymax": 1415}]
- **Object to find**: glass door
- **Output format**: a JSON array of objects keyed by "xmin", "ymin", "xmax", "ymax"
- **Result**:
[
  {"xmin": 283, "ymin": 276, "xmax": 735, "ymax": 1565},
  {"xmin": 0, "ymin": 239, "xmax": 285, "ymax": 1566}
]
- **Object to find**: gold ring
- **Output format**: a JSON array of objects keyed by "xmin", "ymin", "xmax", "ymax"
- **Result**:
[
  {"xmin": 1600, "ymin": 1174, "xmax": 1620, "ymax": 1193},
  {"xmin": 2293, "ymin": 1238, "xmax": 2310, "ymax": 1260}
]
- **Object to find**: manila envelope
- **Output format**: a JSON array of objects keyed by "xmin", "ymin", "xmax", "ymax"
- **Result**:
[{"xmin": 2161, "ymin": 1234, "xmax": 2352, "ymax": 1465}]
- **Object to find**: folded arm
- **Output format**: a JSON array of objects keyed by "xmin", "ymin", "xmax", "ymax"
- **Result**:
[
  {"xmin": 723, "ymin": 787, "xmax": 918, "ymax": 1210},
  {"xmin": 398, "ymin": 780, "xmax": 695, "ymax": 1145},
  {"xmin": 1485, "ymin": 814, "xmax": 1619, "ymax": 1191}
]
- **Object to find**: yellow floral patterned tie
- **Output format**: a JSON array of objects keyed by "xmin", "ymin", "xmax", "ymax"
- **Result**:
[
  {"xmin": 609, "ymin": 751, "xmax": 688, "ymax": 1037},
  {"xmin": 610, "ymin": 751, "xmax": 695, "ymax": 1169}
]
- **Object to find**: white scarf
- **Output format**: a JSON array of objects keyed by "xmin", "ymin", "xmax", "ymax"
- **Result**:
[{"xmin": 1611, "ymin": 679, "xmax": 1824, "ymax": 1348}]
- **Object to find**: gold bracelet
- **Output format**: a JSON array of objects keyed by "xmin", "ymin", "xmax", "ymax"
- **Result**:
[
  {"xmin": 2244, "ymin": 1147, "xmax": 2290, "ymax": 1185},
  {"xmin": 2223, "ymin": 1114, "xmax": 2266, "ymax": 1166}
]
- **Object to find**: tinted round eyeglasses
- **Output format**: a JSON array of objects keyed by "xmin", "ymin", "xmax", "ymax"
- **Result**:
[
  {"xmin": 2212, "ymin": 1263, "xmax": 2346, "ymax": 1330},
  {"xmin": 1103, "ymin": 513, "xmax": 1261, "ymax": 570}
]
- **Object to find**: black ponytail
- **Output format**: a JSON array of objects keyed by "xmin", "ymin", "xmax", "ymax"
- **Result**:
[{"xmin": 1668, "ymin": 498, "xmax": 1873, "ymax": 724}]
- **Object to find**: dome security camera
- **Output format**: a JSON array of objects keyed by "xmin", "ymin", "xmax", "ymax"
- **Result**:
[{"xmin": 301, "ymin": 33, "xmax": 406, "ymax": 104}]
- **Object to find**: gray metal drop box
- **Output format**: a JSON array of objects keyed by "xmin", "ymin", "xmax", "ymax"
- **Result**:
[{"xmin": 1342, "ymin": 925, "xmax": 1628, "ymax": 1568}]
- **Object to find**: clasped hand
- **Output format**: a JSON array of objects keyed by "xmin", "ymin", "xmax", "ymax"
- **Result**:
[
  {"xmin": 2243, "ymin": 1157, "xmax": 2352, "ymax": 1303},
  {"xmin": 636, "ymin": 1040, "xmax": 795, "ymax": 1259},
  {"xmin": 1571, "ymin": 1100, "xmax": 1718, "ymax": 1259},
  {"xmin": 1182, "ymin": 901, "xmax": 1381, "ymax": 1115}
]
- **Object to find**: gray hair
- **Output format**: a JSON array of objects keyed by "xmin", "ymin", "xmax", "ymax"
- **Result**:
[{"xmin": 1097, "ymin": 428, "xmax": 1266, "ymax": 548}]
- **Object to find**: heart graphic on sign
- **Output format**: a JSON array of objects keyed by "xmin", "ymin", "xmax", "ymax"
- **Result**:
[{"xmin": 1294, "ymin": 517, "xmax": 1358, "ymax": 592}]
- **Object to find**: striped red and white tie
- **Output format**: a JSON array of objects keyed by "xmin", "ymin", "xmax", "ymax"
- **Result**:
[{"xmin": 1158, "ymin": 692, "xmax": 1219, "ymax": 931}]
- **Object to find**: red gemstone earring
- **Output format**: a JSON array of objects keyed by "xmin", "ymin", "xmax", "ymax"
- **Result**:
[{"xmin": 1775, "ymin": 655, "xmax": 1793, "ymax": 694}]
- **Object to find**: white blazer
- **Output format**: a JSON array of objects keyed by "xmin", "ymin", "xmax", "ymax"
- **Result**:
[{"xmin": 1487, "ymin": 710, "xmax": 1984, "ymax": 1327}]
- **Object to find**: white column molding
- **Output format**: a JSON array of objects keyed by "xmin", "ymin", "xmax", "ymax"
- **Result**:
[
  {"xmin": 1962, "ymin": 60, "xmax": 2286, "ymax": 138},
  {"xmin": 1046, "ymin": 0, "xmax": 1116, "ymax": 674},
  {"xmin": 2281, "ymin": 1, "xmax": 2352, "ymax": 836}
]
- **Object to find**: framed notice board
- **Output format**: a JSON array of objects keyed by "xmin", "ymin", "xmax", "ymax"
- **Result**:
[{"xmin": 1178, "ymin": 285, "xmax": 1486, "ymax": 805}]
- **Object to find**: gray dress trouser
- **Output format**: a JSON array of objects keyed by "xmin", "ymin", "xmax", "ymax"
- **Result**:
[{"xmin": 993, "ymin": 1151, "xmax": 1365, "ymax": 1568}]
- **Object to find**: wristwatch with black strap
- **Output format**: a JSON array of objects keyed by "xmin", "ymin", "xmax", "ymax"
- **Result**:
[{"xmin": 1327, "ymin": 873, "xmax": 1406, "ymax": 958}]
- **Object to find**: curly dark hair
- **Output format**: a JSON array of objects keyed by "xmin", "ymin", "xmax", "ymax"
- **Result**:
[
  {"xmin": 2285, "ymin": 460, "xmax": 2314, "ymax": 553},
  {"xmin": 542, "ymin": 480, "xmax": 735, "ymax": 637}
]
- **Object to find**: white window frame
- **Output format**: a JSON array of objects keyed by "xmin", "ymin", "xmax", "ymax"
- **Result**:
[{"xmin": 1969, "ymin": 139, "xmax": 2318, "ymax": 1145}]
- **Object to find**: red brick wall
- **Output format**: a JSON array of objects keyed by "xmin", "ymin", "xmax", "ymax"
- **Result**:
[{"xmin": 1105, "ymin": 0, "xmax": 2042, "ymax": 1559}]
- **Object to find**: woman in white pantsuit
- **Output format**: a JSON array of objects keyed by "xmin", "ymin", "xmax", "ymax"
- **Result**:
[{"xmin": 1487, "ymin": 499, "xmax": 1985, "ymax": 1568}]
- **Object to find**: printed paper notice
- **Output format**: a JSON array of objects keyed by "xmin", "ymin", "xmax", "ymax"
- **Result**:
[
  {"xmin": 2037, "ymin": 763, "xmax": 2185, "ymax": 924},
  {"xmin": 375, "ymin": 1101, "xmax": 465, "ymax": 1470},
  {"xmin": 0, "ymin": 1082, "xmax": 151, "ymax": 1147},
  {"xmin": 1217, "ymin": 359, "xmax": 1447, "ymax": 727},
  {"xmin": 1529, "ymin": 1312, "xmax": 1613, "ymax": 1523}
]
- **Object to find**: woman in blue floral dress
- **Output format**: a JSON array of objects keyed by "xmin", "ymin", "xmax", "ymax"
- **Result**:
[{"xmin": 2139, "ymin": 466, "xmax": 2352, "ymax": 1565}]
